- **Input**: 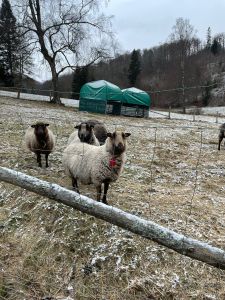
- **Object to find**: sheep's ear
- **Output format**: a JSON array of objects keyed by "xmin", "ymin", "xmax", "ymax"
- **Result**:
[
  {"xmin": 74, "ymin": 124, "xmax": 80, "ymax": 129},
  {"xmin": 45, "ymin": 124, "xmax": 49, "ymax": 127},
  {"xmin": 107, "ymin": 132, "xmax": 113, "ymax": 138},
  {"xmin": 125, "ymin": 133, "xmax": 131, "ymax": 137},
  {"xmin": 31, "ymin": 125, "xmax": 35, "ymax": 128}
]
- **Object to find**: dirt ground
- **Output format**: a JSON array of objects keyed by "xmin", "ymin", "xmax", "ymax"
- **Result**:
[{"xmin": 1, "ymin": 96, "xmax": 225, "ymax": 300}]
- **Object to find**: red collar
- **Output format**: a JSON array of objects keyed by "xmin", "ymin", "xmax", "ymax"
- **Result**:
[{"xmin": 109, "ymin": 157, "xmax": 116, "ymax": 167}]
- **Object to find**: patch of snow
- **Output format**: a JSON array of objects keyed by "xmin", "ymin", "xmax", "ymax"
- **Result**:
[{"xmin": 0, "ymin": 90, "xmax": 79, "ymax": 107}]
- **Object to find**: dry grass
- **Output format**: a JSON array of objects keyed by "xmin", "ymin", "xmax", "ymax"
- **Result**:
[{"xmin": 1, "ymin": 96, "xmax": 225, "ymax": 299}]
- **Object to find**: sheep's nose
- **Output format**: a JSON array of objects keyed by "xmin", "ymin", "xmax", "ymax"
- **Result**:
[
  {"xmin": 118, "ymin": 142, "xmax": 123, "ymax": 149},
  {"xmin": 114, "ymin": 143, "xmax": 124, "ymax": 154},
  {"xmin": 80, "ymin": 133, "xmax": 86, "ymax": 141}
]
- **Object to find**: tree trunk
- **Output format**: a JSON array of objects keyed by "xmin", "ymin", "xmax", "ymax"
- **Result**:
[
  {"xmin": 50, "ymin": 67, "xmax": 61, "ymax": 104},
  {"xmin": 1, "ymin": 166, "xmax": 225, "ymax": 270},
  {"xmin": 17, "ymin": 88, "xmax": 21, "ymax": 99},
  {"xmin": 181, "ymin": 59, "xmax": 186, "ymax": 114}
]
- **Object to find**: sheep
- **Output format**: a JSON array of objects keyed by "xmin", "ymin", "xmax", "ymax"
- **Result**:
[
  {"xmin": 25, "ymin": 122, "xmax": 55, "ymax": 167},
  {"xmin": 218, "ymin": 123, "xmax": 225, "ymax": 150},
  {"xmin": 67, "ymin": 122, "xmax": 100, "ymax": 146},
  {"xmin": 62, "ymin": 130, "xmax": 131, "ymax": 204},
  {"xmin": 85, "ymin": 119, "xmax": 108, "ymax": 145}
]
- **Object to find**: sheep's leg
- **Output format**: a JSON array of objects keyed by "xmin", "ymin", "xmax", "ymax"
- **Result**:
[
  {"xmin": 36, "ymin": 152, "xmax": 42, "ymax": 167},
  {"xmin": 218, "ymin": 134, "xmax": 224, "ymax": 150},
  {"xmin": 102, "ymin": 182, "xmax": 110, "ymax": 205},
  {"xmin": 45, "ymin": 153, "xmax": 49, "ymax": 168},
  {"xmin": 72, "ymin": 177, "xmax": 79, "ymax": 193},
  {"xmin": 96, "ymin": 185, "xmax": 101, "ymax": 201}
]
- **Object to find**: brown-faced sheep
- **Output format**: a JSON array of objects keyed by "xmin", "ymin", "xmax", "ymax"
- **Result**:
[
  {"xmin": 67, "ymin": 122, "xmax": 100, "ymax": 146},
  {"xmin": 218, "ymin": 123, "xmax": 225, "ymax": 150},
  {"xmin": 62, "ymin": 131, "xmax": 131, "ymax": 204},
  {"xmin": 25, "ymin": 122, "xmax": 55, "ymax": 167}
]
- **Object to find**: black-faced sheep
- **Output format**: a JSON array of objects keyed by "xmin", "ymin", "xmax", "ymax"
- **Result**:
[
  {"xmin": 85, "ymin": 119, "xmax": 108, "ymax": 145},
  {"xmin": 25, "ymin": 122, "xmax": 55, "ymax": 167},
  {"xmin": 62, "ymin": 130, "xmax": 131, "ymax": 204},
  {"xmin": 218, "ymin": 123, "xmax": 225, "ymax": 150},
  {"xmin": 67, "ymin": 122, "xmax": 100, "ymax": 146}
]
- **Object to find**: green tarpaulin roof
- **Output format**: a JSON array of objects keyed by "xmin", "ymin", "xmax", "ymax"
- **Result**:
[
  {"xmin": 80, "ymin": 80, "xmax": 123, "ymax": 102},
  {"xmin": 122, "ymin": 87, "xmax": 150, "ymax": 107}
]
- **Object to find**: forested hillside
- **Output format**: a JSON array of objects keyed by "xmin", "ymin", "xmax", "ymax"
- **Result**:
[{"xmin": 40, "ymin": 20, "xmax": 225, "ymax": 108}]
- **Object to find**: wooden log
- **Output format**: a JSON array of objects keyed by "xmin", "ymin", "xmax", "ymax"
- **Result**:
[{"xmin": 1, "ymin": 166, "xmax": 225, "ymax": 269}]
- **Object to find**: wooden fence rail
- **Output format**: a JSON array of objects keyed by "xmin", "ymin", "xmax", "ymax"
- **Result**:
[{"xmin": 1, "ymin": 166, "xmax": 225, "ymax": 269}]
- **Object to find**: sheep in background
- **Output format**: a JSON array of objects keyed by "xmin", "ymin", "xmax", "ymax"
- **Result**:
[
  {"xmin": 218, "ymin": 123, "xmax": 225, "ymax": 150},
  {"xmin": 62, "ymin": 130, "xmax": 131, "ymax": 204},
  {"xmin": 85, "ymin": 119, "xmax": 108, "ymax": 145},
  {"xmin": 67, "ymin": 122, "xmax": 100, "ymax": 146},
  {"xmin": 25, "ymin": 122, "xmax": 55, "ymax": 167}
]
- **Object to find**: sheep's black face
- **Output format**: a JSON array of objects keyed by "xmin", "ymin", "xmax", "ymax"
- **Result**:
[
  {"xmin": 76, "ymin": 123, "xmax": 94, "ymax": 143},
  {"xmin": 107, "ymin": 131, "xmax": 131, "ymax": 155},
  {"xmin": 31, "ymin": 123, "xmax": 49, "ymax": 139}
]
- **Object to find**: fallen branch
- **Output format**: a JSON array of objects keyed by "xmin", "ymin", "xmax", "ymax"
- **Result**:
[{"xmin": 1, "ymin": 166, "xmax": 225, "ymax": 269}]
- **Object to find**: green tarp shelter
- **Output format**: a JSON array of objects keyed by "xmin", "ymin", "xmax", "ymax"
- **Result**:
[
  {"xmin": 121, "ymin": 87, "xmax": 150, "ymax": 117},
  {"xmin": 122, "ymin": 87, "xmax": 150, "ymax": 107},
  {"xmin": 79, "ymin": 80, "xmax": 123, "ymax": 114}
]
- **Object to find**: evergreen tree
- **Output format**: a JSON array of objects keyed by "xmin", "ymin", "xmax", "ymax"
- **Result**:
[
  {"xmin": 206, "ymin": 27, "xmax": 212, "ymax": 49},
  {"xmin": 71, "ymin": 66, "xmax": 89, "ymax": 99},
  {"xmin": 211, "ymin": 38, "xmax": 221, "ymax": 55},
  {"xmin": 0, "ymin": 0, "xmax": 20, "ymax": 86},
  {"xmin": 0, "ymin": 65, "xmax": 5, "ymax": 86},
  {"xmin": 128, "ymin": 49, "xmax": 141, "ymax": 86}
]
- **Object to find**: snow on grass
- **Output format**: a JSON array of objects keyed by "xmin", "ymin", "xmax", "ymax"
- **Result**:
[
  {"xmin": 1, "ymin": 88, "xmax": 225, "ymax": 122},
  {"xmin": 1, "ymin": 96, "xmax": 225, "ymax": 299},
  {"xmin": 0, "ymin": 89, "xmax": 79, "ymax": 107}
]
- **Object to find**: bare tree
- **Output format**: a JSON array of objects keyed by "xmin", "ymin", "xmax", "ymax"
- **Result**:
[
  {"xmin": 170, "ymin": 18, "xmax": 196, "ymax": 112},
  {"xmin": 16, "ymin": 0, "xmax": 114, "ymax": 104}
]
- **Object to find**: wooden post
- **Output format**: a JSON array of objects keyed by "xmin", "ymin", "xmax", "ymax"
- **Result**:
[
  {"xmin": 1, "ymin": 166, "xmax": 225, "ymax": 270},
  {"xmin": 216, "ymin": 112, "xmax": 219, "ymax": 123},
  {"xmin": 193, "ymin": 110, "xmax": 196, "ymax": 122},
  {"xmin": 17, "ymin": 88, "xmax": 21, "ymax": 99},
  {"xmin": 168, "ymin": 106, "xmax": 171, "ymax": 119}
]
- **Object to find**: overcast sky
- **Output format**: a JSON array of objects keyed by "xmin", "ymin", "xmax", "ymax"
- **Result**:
[
  {"xmin": 28, "ymin": 0, "xmax": 225, "ymax": 81},
  {"xmin": 105, "ymin": 0, "xmax": 225, "ymax": 51}
]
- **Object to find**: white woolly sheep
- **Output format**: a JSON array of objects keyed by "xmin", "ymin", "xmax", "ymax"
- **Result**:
[
  {"xmin": 218, "ymin": 123, "xmax": 225, "ymax": 150},
  {"xmin": 67, "ymin": 122, "xmax": 100, "ymax": 146},
  {"xmin": 25, "ymin": 122, "xmax": 55, "ymax": 167},
  {"xmin": 62, "ymin": 130, "xmax": 131, "ymax": 204}
]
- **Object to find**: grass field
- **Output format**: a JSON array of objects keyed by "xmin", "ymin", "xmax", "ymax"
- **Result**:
[{"xmin": 1, "ymin": 96, "xmax": 225, "ymax": 299}]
